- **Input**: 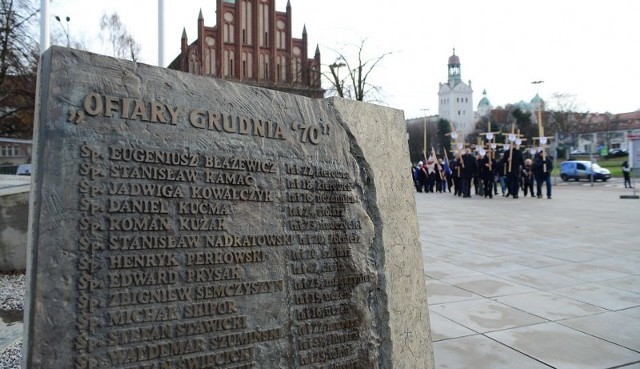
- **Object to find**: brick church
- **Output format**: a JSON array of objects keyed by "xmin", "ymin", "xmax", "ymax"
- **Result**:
[{"xmin": 169, "ymin": 0, "xmax": 324, "ymax": 98}]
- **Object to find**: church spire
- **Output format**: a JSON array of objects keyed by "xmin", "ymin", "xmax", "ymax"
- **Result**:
[{"xmin": 448, "ymin": 48, "xmax": 461, "ymax": 86}]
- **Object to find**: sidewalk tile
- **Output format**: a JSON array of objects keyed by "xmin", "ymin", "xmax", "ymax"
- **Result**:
[
  {"xmin": 550, "ymin": 283, "xmax": 640, "ymax": 310},
  {"xmin": 495, "ymin": 291, "xmax": 606, "ymax": 320},
  {"xmin": 560, "ymin": 312, "xmax": 640, "ymax": 351},
  {"xmin": 441, "ymin": 275, "xmax": 537, "ymax": 298},
  {"xmin": 433, "ymin": 334, "xmax": 553, "ymax": 369},
  {"xmin": 429, "ymin": 299, "xmax": 545, "ymax": 333},
  {"xmin": 487, "ymin": 322, "xmax": 640, "ymax": 369}
]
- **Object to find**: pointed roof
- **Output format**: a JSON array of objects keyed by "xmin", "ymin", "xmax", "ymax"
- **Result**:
[
  {"xmin": 448, "ymin": 48, "xmax": 460, "ymax": 65},
  {"xmin": 478, "ymin": 89, "xmax": 491, "ymax": 106}
]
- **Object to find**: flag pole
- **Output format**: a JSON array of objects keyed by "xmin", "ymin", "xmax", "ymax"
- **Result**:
[
  {"xmin": 40, "ymin": 0, "xmax": 50, "ymax": 54},
  {"xmin": 158, "ymin": 0, "xmax": 165, "ymax": 67}
]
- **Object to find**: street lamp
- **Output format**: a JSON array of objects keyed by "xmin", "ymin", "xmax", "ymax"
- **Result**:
[
  {"xmin": 420, "ymin": 108, "xmax": 430, "ymax": 161},
  {"xmin": 531, "ymin": 80, "xmax": 544, "ymax": 129},
  {"xmin": 55, "ymin": 15, "xmax": 70, "ymax": 47}
]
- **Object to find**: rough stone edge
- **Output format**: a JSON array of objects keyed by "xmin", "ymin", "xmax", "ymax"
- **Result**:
[
  {"xmin": 328, "ymin": 97, "xmax": 434, "ymax": 369},
  {"xmin": 22, "ymin": 46, "xmax": 54, "ymax": 369}
]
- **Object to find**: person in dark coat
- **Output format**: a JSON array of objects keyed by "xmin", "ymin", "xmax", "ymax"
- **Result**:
[
  {"xmin": 622, "ymin": 161, "xmax": 633, "ymax": 188},
  {"xmin": 505, "ymin": 147, "xmax": 524, "ymax": 198},
  {"xmin": 533, "ymin": 152, "xmax": 553, "ymax": 199},
  {"xmin": 418, "ymin": 161, "xmax": 429, "ymax": 193},
  {"xmin": 521, "ymin": 158, "xmax": 535, "ymax": 197},
  {"xmin": 479, "ymin": 151, "xmax": 496, "ymax": 199},
  {"xmin": 460, "ymin": 150, "xmax": 477, "ymax": 198}
]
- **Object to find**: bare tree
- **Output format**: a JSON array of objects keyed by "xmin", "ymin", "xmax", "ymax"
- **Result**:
[
  {"xmin": 0, "ymin": 0, "xmax": 38, "ymax": 138},
  {"xmin": 548, "ymin": 92, "xmax": 582, "ymax": 153},
  {"xmin": 549, "ymin": 92, "xmax": 580, "ymax": 134},
  {"xmin": 99, "ymin": 12, "xmax": 141, "ymax": 62},
  {"xmin": 323, "ymin": 39, "xmax": 391, "ymax": 102}
]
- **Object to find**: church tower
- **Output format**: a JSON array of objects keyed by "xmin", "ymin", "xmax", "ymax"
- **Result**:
[
  {"xmin": 476, "ymin": 89, "xmax": 492, "ymax": 117},
  {"xmin": 438, "ymin": 49, "xmax": 474, "ymax": 135},
  {"xmin": 169, "ymin": 0, "xmax": 324, "ymax": 98}
]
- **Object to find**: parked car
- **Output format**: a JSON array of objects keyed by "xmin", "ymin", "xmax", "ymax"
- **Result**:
[
  {"xmin": 605, "ymin": 149, "xmax": 628, "ymax": 158},
  {"xmin": 570, "ymin": 149, "xmax": 588, "ymax": 156},
  {"xmin": 560, "ymin": 160, "xmax": 611, "ymax": 182}
]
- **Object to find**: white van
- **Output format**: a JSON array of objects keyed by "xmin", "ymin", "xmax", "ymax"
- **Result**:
[{"xmin": 16, "ymin": 164, "xmax": 32, "ymax": 175}]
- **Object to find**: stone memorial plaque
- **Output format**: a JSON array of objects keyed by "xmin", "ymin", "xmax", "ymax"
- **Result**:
[{"xmin": 24, "ymin": 46, "xmax": 433, "ymax": 369}]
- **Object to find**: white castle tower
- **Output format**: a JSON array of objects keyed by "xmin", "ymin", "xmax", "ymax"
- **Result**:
[{"xmin": 438, "ymin": 49, "xmax": 474, "ymax": 134}]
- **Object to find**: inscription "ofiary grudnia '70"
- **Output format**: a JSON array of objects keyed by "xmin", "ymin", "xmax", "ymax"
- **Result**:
[{"xmin": 65, "ymin": 90, "xmax": 375, "ymax": 369}]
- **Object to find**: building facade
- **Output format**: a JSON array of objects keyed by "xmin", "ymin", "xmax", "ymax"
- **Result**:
[
  {"xmin": 438, "ymin": 49, "xmax": 474, "ymax": 135},
  {"xmin": 572, "ymin": 111, "xmax": 640, "ymax": 154},
  {"xmin": 0, "ymin": 138, "xmax": 32, "ymax": 166},
  {"xmin": 169, "ymin": 0, "xmax": 323, "ymax": 98}
]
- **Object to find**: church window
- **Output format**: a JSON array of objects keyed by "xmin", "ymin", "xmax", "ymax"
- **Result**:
[
  {"xmin": 209, "ymin": 49, "xmax": 216, "ymax": 76},
  {"xmin": 224, "ymin": 50, "xmax": 235, "ymax": 77},
  {"xmin": 224, "ymin": 24, "xmax": 235, "ymax": 43},
  {"xmin": 259, "ymin": 3, "xmax": 269, "ymax": 47},
  {"xmin": 241, "ymin": 1, "xmax": 252, "ymax": 45},
  {"xmin": 458, "ymin": 110, "xmax": 461, "ymax": 115},
  {"xmin": 188, "ymin": 52, "xmax": 198, "ymax": 74},
  {"xmin": 204, "ymin": 51, "xmax": 210, "ymax": 74},
  {"xmin": 292, "ymin": 57, "xmax": 301, "ymax": 82}
]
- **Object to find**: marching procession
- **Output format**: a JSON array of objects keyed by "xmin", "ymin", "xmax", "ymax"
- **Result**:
[
  {"xmin": 412, "ymin": 123, "xmax": 554, "ymax": 200},
  {"xmin": 412, "ymin": 147, "xmax": 553, "ymax": 199}
]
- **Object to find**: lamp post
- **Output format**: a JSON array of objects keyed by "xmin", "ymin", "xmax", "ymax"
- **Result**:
[
  {"xmin": 420, "ymin": 109, "xmax": 430, "ymax": 161},
  {"xmin": 55, "ymin": 15, "xmax": 70, "ymax": 47},
  {"xmin": 531, "ymin": 81, "xmax": 544, "ymax": 130},
  {"xmin": 158, "ymin": 0, "xmax": 165, "ymax": 67}
]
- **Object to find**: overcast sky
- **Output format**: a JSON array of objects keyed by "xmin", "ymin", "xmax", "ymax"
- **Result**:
[{"xmin": 49, "ymin": 0, "xmax": 640, "ymax": 119}]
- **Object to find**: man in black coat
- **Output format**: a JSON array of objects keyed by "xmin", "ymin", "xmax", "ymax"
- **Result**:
[
  {"xmin": 533, "ymin": 152, "xmax": 553, "ymax": 199},
  {"xmin": 505, "ymin": 147, "xmax": 524, "ymax": 198},
  {"xmin": 479, "ymin": 151, "xmax": 496, "ymax": 199},
  {"xmin": 460, "ymin": 150, "xmax": 477, "ymax": 198}
]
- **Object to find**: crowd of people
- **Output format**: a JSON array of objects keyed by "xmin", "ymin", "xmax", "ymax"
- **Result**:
[{"xmin": 412, "ymin": 148, "xmax": 554, "ymax": 199}]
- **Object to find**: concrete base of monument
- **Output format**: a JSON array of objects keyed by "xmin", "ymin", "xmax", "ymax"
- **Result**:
[{"xmin": 0, "ymin": 175, "xmax": 30, "ymax": 272}]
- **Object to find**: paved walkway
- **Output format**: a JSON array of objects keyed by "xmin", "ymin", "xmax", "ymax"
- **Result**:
[{"xmin": 418, "ymin": 177, "xmax": 640, "ymax": 369}]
